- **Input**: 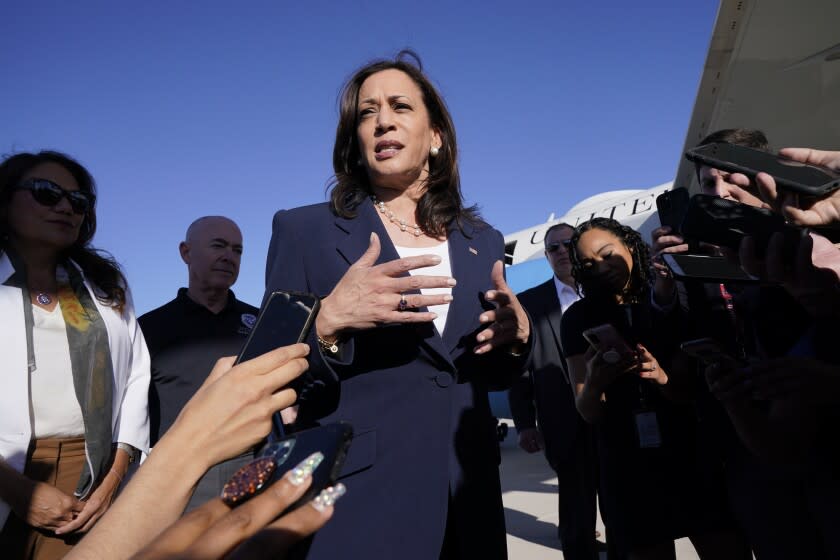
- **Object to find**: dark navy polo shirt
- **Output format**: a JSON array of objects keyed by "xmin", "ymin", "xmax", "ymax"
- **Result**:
[{"xmin": 139, "ymin": 288, "xmax": 258, "ymax": 445}]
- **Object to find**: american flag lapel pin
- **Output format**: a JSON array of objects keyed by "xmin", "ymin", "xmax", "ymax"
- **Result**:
[{"xmin": 468, "ymin": 246, "xmax": 478, "ymax": 255}]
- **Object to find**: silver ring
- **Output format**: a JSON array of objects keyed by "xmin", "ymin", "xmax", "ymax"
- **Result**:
[{"xmin": 398, "ymin": 294, "xmax": 408, "ymax": 312}]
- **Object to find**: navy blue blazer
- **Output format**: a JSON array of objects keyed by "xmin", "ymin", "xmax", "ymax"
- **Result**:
[{"xmin": 264, "ymin": 199, "xmax": 528, "ymax": 560}]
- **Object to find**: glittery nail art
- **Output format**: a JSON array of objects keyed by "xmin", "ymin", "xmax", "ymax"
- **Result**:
[
  {"xmin": 288, "ymin": 452, "xmax": 324, "ymax": 486},
  {"xmin": 220, "ymin": 457, "xmax": 276, "ymax": 506},
  {"xmin": 257, "ymin": 439, "xmax": 296, "ymax": 467},
  {"xmin": 311, "ymin": 483, "xmax": 347, "ymax": 512}
]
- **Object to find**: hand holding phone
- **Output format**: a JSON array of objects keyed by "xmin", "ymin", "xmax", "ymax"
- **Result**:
[
  {"xmin": 221, "ymin": 422, "xmax": 353, "ymax": 510},
  {"xmin": 685, "ymin": 142, "xmax": 840, "ymax": 197},
  {"xmin": 236, "ymin": 290, "xmax": 320, "ymax": 395}
]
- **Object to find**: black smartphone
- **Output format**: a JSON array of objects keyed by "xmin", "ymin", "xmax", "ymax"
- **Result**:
[
  {"xmin": 662, "ymin": 254, "xmax": 760, "ymax": 284},
  {"xmin": 235, "ymin": 290, "xmax": 319, "ymax": 415},
  {"xmin": 680, "ymin": 338, "xmax": 747, "ymax": 368},
  {"xmin": 582, "ymin": 324, "xmax": 635, "ymax": 364},
  {"xmin": 685, "ymin": 142, "xmax": 840, "ymax": 197},
  {"xmin": 680, "ymin": 194, "xmax": 801, "ymax": 255},
  {"xmin": 236, "ymin": 290, "xmax": 320, "ymax": 365},
  {"xmin": 656, "ymin": 187, "xmax": 690, "ymax": 232},
  {"xmin": 224, "ymin": 422, "xmax": 353, "ymax": 509}
]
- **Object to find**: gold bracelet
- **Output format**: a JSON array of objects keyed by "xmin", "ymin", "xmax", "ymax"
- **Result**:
[{"xmin": 317, "ymin": 334, "xmax": 340, "ymax": 355}]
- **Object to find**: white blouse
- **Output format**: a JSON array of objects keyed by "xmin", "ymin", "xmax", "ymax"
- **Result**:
[
  {"xmin": 30, "ymin": 304, "xmax": 85, "ymax": 438},
  {"xmin": 394, "ymin": 241, "xmax": 452, "ymax": 336}
]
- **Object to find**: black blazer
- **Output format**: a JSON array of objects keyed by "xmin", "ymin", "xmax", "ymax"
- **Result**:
[
  {"xmin": 508, "ymin": 278, "xmax": 586, "ymax": 466},
  {"xmin": 264, "ymin": 200, "xmax": 529, "ymax": 560}
]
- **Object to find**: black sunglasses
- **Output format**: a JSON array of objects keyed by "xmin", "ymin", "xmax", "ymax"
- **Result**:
[
  {"xmin": 15, "ymin": 178, "xmax": 95, "ymax": 215},
  {"xmin": 546, "ymin": 239, "xmax": 573, "ymax": 253}
]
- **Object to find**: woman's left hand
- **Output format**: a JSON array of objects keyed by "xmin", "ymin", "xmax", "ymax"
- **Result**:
[
  {"xmin": 475, "ymin": 261, "xmax": 530, "ymax": 355},
  {"xmin": 635, "ymin": 344, "xmax": 668, "ymax": 385},
  {"xmin": 54, "ymin": 468, "xmax": 123, "ymax": 535}
]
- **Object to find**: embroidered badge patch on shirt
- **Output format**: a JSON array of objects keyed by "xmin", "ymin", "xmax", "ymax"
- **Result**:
[{"xmin": 241, "ymin": 313, "xmax": 257, "ymax": 330}]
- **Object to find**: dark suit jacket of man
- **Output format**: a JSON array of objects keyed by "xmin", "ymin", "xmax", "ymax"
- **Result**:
[
  {"xmin": 264, "ymin": 200, "xmax": 530, "ymax": 560},
  {"xmin": 508, "ymin": 278, "xmax": 587, "ymax": 467}
]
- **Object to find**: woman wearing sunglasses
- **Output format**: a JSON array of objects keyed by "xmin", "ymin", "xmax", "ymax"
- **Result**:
[{"xmin": 0, "ymin": 151, "xmax": 149, "ymax": 560}]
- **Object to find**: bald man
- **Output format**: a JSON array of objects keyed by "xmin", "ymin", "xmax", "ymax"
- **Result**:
[{"xmin": 139, "ymin": 216, "xmax": 259, "ymax": 510}]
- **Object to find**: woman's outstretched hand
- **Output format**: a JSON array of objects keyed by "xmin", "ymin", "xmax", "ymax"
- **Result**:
[{"xmin": 474, "ymin": 261, "xmax": 530, "ymax": 355}]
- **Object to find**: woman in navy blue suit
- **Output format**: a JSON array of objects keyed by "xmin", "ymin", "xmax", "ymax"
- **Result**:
[{"xmin": 264, "ymin": 51, "xmax": 531, "ymax": 559}]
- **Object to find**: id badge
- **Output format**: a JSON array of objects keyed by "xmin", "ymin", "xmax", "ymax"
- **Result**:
[{"xmin": 634, "ymin": 410, "xmax": 662, "ymax": 449}]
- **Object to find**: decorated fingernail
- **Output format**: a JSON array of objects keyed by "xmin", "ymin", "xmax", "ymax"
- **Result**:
[
  {"xmin": 220, "ymin": 457, "xmax": 276, "ymax": 506},
  {"xmin": 257, "ymin": 439, "xmax": 296, "ymax": 467},
  {"xmin": 288, "ymin": 452, "xmax": 324, "ymax": 486},
  {"xmin": 311, "ymin": 483, "xmax": 347, "ymax": 512}
]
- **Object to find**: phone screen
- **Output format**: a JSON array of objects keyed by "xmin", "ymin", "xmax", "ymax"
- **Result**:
[
  {"xmin": 685, "ymin": 142, "xmax": 840, "ymax": 196},
  {"xmin": 236, "ymin": 290, "xmax": 320, "ymax": 364}
]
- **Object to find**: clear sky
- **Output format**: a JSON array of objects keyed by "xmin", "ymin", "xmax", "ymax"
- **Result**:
[{"xmin": 1, "ymin": 1, "xmax": 718, "ymax": 311}]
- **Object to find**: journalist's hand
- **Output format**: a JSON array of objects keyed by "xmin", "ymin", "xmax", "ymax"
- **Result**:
[
  {"xmin": 756, "ymin": 148, "xmax": 840, "ymax": 227},
  {"xmin": 163, "ymin": 344, "xmax": 310, "ymax": 473},
  {"xmin": 740, "ymin": 231, "xmax": 840, "ymax": 317}
]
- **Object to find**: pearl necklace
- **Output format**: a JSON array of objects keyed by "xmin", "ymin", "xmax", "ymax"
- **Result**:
[{"xmin": 371, "ymin": 195, "xmax": 423, "ymax": 237}]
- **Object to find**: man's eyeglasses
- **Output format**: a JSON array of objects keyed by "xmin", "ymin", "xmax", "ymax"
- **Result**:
[
  {"xmin": 15, "ymin": 178, "xmax": 95, "ymax": 215},
  {"xmin": 546, "ymin": 239, "xmax": 573, "ymax": 254}
]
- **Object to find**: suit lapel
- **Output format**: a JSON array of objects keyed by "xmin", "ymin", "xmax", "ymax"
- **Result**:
[
  {"xmin": 335, "ymin": 200, "xmax": 401, "ymax": 267},
  {"xmin": 441, "ymin": 225, "xmax": 479, "ymax": 353},
  {"xmin": 334, "ymin": 199, "xmax": 455, "ymax": 371}
]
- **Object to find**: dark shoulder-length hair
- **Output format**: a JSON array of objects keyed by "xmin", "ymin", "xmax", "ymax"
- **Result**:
[
  {"xmin": 568, "ymin": 217, "xmax": 653, "ymax": 304},
  {"xmin": 0, "ymin": 150, "xmax": 127, "ymax": 311},
  {"xmin": 330, "ymin": 49, "xmax": 481, "ymax": 237}
]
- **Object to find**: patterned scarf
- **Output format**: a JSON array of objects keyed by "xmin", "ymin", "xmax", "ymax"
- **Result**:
[{"xmin": 4, "ymin": 250, "xmax": 114, "ymax": 499}]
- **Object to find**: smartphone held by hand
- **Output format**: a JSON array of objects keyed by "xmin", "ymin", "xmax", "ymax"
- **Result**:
[
  {"xmin": 685, "ymin": 142, "xmax": 840, "ymax": 197},
  {"xmin": 583, "ymin": 324, "xmax": 635, "ymax": 364},
  {"xmin": 235, "ymin": 290, "xmax": 320, "ymax": 409}
]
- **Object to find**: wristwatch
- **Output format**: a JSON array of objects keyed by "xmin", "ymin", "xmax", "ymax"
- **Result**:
[{"xmin": 116, "ymin": 442, "xmax": 140, "ymax": 463}]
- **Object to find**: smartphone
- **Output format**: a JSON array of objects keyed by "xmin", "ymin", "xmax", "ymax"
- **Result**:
[
  {"xmin": 680, "ymin": 194, "xmax": 801, "ymax": 255},
  {"xmin": 235, "ymin": 290, "xmax": 319, "ymax": 416},
  {"xmin": 656, "ymin": 187, "xmax": 690, "ymax": 232},
  {"xmin": 582, "ymin": 324, "xmax": 635, "ymax": 364},
  {"xmin": 236, "ymin": 290, "xmax": 320, "ymax": 365},
  {"xmin": 661, "ymin": 253, "xmax": 760, "ymax": 284},
  {"xmin": 225, "ymin": 421, "xmax": 353, "ymax": 509},
  {"xmin": 685, "ymin": 142, "xmax": 840, "ymax": 197},
  {"xmin": 680, "ymin": 338, "xmax": 746, "ymax": 368}
]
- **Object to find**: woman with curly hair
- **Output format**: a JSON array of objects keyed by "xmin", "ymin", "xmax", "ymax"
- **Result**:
[{"xmin": 559, "ymin": 217, "xmax": 749, "ymax": 560}]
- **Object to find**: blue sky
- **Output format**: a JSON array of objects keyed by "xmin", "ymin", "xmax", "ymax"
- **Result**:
[{"xmin": 1, "ymin": 1, "xmax": 718, "ymax": 312}]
